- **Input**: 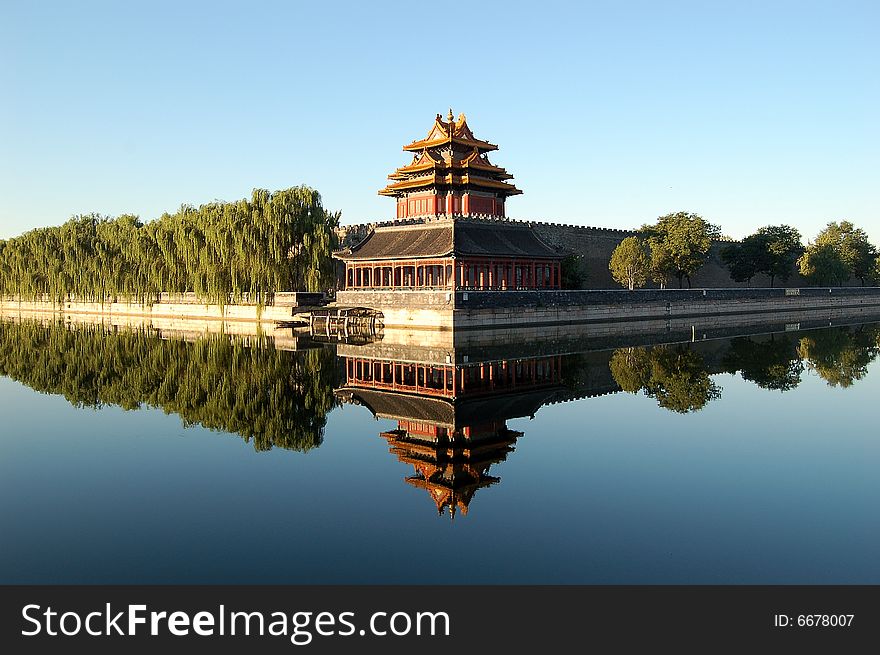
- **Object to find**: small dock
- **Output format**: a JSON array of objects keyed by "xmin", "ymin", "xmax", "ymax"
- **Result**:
[{"xmin": 295, "ymin": 306, "xmax": 384, "ymax": 342}]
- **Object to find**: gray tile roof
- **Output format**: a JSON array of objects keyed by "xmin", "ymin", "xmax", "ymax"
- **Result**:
[{"xmin": 337, "ymin": 219, "xmax": 561, "ymax": 261}]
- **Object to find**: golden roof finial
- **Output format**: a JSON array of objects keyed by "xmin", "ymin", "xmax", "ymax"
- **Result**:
[{"xmin": 447, "ymin": 108, "xmax": 454, "ymax": 123}]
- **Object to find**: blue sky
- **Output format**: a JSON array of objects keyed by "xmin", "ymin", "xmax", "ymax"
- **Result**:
[{"xmin": 1, "ymin": 0, "xmax": 877, "ymax": 243}]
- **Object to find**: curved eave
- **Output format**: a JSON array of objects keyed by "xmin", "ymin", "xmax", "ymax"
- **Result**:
[
  {"xmin": 336, "ymin": 250, "xmax": 455, "ymax": 262},
  {"xmin": 459, "ymin": 175, "xmax": 522, "ymax": 194},
  {"xmin": 378, "ymin": 176, "xmax": 522, "ymax": 196},
  {"xmin": 465, "ymin": 161, "xmax": 513, "ymax": 178},
  {"xmin": 388, "ymin": 161, "xmax": 513, "ymax": 180},
  {"xmin": 403, "ymin": 136, "xmax": 498, "ymax": 153}
]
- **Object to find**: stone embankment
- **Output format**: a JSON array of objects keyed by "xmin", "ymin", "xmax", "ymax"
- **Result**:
[{"xmin": 335, "ymin": 287, "xmax": 880, "ymax": 330}]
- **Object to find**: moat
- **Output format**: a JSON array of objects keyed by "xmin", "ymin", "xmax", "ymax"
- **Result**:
[{"xmin": 2, "ymin": 315, "xmax": 879, "ymax": 584}]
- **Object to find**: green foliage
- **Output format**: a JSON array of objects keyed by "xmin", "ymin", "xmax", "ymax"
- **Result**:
[
  {"xmin": 720, "ymin": 241, "xmax": 760, "ymax": 285},
  {"xmin": 721, "ymin": 225, "xmax": 803, "ymax": 287},
  {"xmin": 560, "ymin": 253, "xmax": 586, "ymax": 289},
  {"xmin": 609, "ymin": 345, "xmax": 722, "ymax": 413},
  {"xmin": 797, "ymin": 325, "xmax": 880, "ymax": 388},
  {"xmin": 758, "ymin": 225, "xmax": 804, "ymax": 286},
  {"xmin": 797, "ymin": 242, "xmax": 850, "ymax": 286},
  {"xmin": 647, "ymin": 239, "xmax": 673, "ymax": 289},
  {"xmin": 798, "ymin": 221, "xmax": 877, "ymax": 286},
  {"xmin": 609, "ymin": 236, "xmax": 650, "ymax": 290},
  {"xmin": 608, "ymin": 347, "xmax": 652, "ymax": 393},
  {"xmin": 0, "ymin": 187, "xmax": 340, "ymax": 303},
  {"xmin": 640, "ymin": 211, "xmax": 720, "ymax": 288},
  {"xmin": 721, "ymin": 334, "xmax": 803, "ymax": 391},
  {"xmin": 0, "ymin": 318, "xmax": 339, "ymax": 451}
]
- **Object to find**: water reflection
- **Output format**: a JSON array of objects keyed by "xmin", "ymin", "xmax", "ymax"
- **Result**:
[
  {"xmin": 336, "ymin": 355, "xmax": 568, "ymax": 517},
  {"xmin": 0, "ymin": 318, "xmax": 339, "ymax": 452},
  {"xmin": 797, "ymin": 326, "xmax": 880, "ymax": 388},
  {"xmin": 609, "ymin": 346, "xmax": 722, "ymax": 413},
  {"xmin": 721, "ymin": 334, "xmax": 804, "ymax": 391},
  {"xmin": 335, "ymin": 322, "xmax": 880, "ymax": 515},
  {"xmin": 1, "ymin": 316, "xmax": 879, "ymax": 519},
  {"xmin": 4, "ymin": 313, "xmax": 880, "ymax": 584}
]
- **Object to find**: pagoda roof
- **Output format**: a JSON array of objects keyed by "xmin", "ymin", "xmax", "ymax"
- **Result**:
[
  {"xmin": 403, "ymin": 111, "xmax": 498, "ymax": 153},
  {"xmin": 387, "ymin": 149, "xmax": 514, "ymax": 180},
  {"xmin": 335, "ymin": 218, "xmax": 560, "ymax": 261},
  {"xmin": 405, "ymin": 477, "xmax": 493, "ymax": 518},
  {"xmin": 378, "ymin": 173, "xmax": 521, "ymax": 196},
  {"xmin": 380, "ymin": 111, "xmax": 521, "ymax": 198}
]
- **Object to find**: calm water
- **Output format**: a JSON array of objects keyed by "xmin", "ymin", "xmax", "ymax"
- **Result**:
[{"xmin": 1, "ymin": 317, "xmax": 879, "ymax": 584}]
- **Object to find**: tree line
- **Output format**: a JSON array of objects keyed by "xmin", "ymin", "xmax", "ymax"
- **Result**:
[
  {"xmin": 0, "ymin": 186, "xmax": 340, "ymax": 304},
  {"xmin": 0, "ymin": 319, "xmax": 339, "ymax": 451},
  {"xmin": 609, "ymin": 212, "xmax": 879, "ymax": 290}
]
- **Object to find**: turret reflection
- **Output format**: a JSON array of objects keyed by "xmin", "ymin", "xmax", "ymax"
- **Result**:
[{"xmin": 336, "ymin": 353, "xmax": 570, "ymax": 517}]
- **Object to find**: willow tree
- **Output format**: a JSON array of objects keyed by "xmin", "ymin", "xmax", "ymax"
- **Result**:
[{"xmin": 0, "ymin": 186, "xmax": 339, "ymax": 304}]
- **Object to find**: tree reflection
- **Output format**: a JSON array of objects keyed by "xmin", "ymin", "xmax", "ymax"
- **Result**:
[
  {"xmin": 0, "ymin": 319, "xmax": 338, "ymax": 451},
  {"xmin": 609, "ymin": 345, "xmax": 722, "ymax": 413},
  {"xmin": 721, "ymin": 334, "xmax": 804, "ymax": 392},
  {"xmin": 797, "ymin": 325, "xmax": 880, "ymax": 388}
]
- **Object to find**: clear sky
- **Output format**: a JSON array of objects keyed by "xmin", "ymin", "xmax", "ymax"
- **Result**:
[{"xmin": 1, "ymin": 0, "xmax": 877, "ymax": 243}]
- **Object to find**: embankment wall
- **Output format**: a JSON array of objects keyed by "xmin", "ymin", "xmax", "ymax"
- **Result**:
[{"xmin": 335, "ymin": 287, "xmax": 880, "ymax": 330}]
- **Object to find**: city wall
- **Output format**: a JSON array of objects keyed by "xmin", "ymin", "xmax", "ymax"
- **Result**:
[{"xmin": 336, "ymin": 220, "xmax": 856, "ymax": 290}]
